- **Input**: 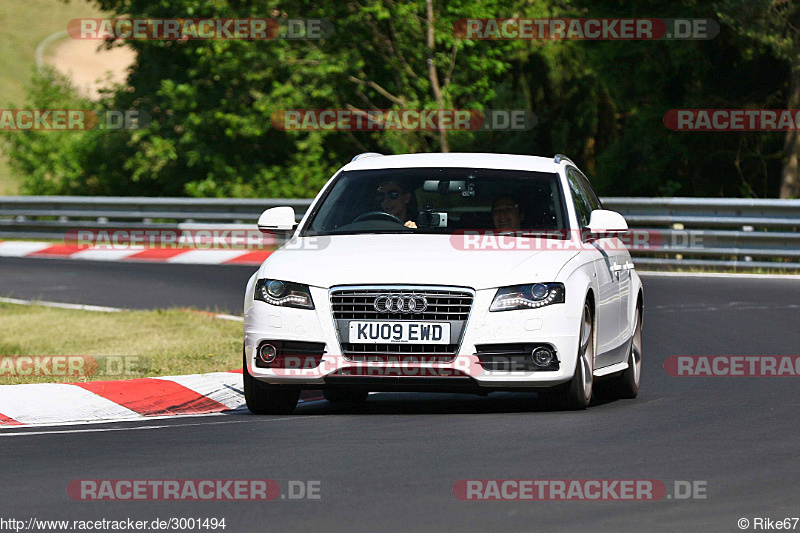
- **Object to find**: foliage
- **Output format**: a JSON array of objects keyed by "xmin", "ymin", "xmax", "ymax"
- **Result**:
[{"xmin": 1, "ymin": 0, "xmax": 797, "ymax": 198}]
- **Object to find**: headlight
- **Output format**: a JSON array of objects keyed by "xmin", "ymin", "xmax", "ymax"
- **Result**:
[
  {"xmin": 254, "ymin": 279, "xmax": 315, "ymax": 309},
  {"xmin": 489, "ymin": 283, "xmax": 565, "ymax": 312}
]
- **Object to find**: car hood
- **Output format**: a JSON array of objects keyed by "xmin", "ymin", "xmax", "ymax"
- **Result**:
[{"xmin": 258, "ymin": 234, "xmax": 579, "ymax": 290}]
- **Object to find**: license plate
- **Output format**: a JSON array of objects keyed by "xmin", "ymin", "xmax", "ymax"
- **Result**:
[{"xmin": 348, "ymin": 321, "xmax": 450, "ymax": 344}]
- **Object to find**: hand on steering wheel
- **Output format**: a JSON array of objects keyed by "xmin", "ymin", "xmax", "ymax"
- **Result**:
[{"xmin": 352, "ymin": 210, "xmax": 404, "ymax": 224}]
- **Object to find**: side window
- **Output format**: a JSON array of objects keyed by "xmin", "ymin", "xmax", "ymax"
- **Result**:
[
  {"xmin": 567, "ymin": 168, "xmax": 592, "ymax": 227},
  {"xmin": 576, "ymin": 170, "xmax": 601, "ymax": 212}
]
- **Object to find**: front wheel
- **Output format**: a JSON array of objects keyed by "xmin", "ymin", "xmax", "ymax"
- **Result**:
[
  {"xmin": 243, "ymin": 354, "xmax": 300, "ymax": 415},
  {"xmin": 541, "ymin": 301, "xmax": 594, "ymax": 411},
  {"xmin": 605, "ymin": 305, "xmax": 642, "ymax": 399}
]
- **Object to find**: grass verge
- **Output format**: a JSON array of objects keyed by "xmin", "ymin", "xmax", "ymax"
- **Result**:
[{"xmin": 0, "ymin": 302, "xmax": 243, "ymax": 385}]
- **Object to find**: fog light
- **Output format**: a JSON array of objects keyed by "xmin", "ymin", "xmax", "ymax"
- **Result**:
[
  {"xmin": 531, "ymin": 347, "xmax": 554, "ymax": 368},
  {"xmin": 259, "ymin": 344, "xmax": 277, "ymax": 364}
]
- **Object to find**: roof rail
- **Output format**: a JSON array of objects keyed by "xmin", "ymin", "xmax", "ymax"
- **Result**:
[
  {"xmin": 553, "ymin": 154, "xmax": 575, "ymax": 166},
  {"xmin": 351, "ymin": 152, "xmax": 385, "ymax": 162}
]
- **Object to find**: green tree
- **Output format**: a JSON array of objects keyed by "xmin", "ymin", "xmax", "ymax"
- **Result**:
[
  {"xmin": 0, "ymin": 68, "xmax": 119, "ymax": 195},
  {"xmin": 562, "ymin": 0, "xmax": 788, "ymax": 197},
  {"xmin": 81, "ymin": 0, "xmax": 529, "ymax": 196},
  {"xmin": 4, "ymin": 0, "xmax": 795, "ymax": 199},
  {"xmin": 717, "ymin": 0, "xmax": 800, "ymax": 198}
]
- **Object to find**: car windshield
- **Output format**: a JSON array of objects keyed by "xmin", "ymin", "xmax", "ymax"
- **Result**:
[{"xmin": 303, "ymin": 167, "xmax": 569, "ymax": 237}]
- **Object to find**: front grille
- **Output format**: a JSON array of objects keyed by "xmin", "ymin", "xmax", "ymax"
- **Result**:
[
  {"xmin": 330, "ymin": 288, "xmax": 472, "ymax": 321},
  {"xmin": 330, "ymin": 287, "xmax": 473, "ymax": 357},
  {"xmin": 342, "ymin": 343, "xmax": 457, "ymax": 354},
  {"xmin": 342, "ymin": 344, "xmax": 458, "ymax": 363}
]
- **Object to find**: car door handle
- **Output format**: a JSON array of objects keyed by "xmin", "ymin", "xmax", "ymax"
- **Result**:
[{"xmin": 610, "ymin": 264, "xmax": 624, "ymax": 272}]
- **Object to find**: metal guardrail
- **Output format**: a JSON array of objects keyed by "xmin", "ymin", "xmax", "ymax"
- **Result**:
[
  {"xmin": 601, "ymin": 198, "xmax": 800, "ymax": 229},
  {"xmin": 599, "ymin": 198, "xmax": 800, "ymax": 270},
  {"xmin": 1, "ymin": 196, "xmax": 798, "ymax": 270},
  {"xmin": 0, "ymin": 196, "xmax": 311, "ymax": 222}
]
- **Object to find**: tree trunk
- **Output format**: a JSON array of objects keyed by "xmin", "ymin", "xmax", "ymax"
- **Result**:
[
  {"xmin": 780, "ymin": 63, "xmax": 800, "ymax": 198},
  {"xmin": 426, "ymin": 0, "xmax": 449, "ymax": 152}
]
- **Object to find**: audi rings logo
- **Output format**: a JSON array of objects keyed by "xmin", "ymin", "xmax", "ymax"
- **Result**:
[{"xmin": 373, "ymin": 294, "xmax": 429, "ymax": 314}]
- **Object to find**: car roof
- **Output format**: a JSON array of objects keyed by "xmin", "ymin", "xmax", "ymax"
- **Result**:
[{"xmin": 342, "ymin": 152, "xmax": 561, "ymax": 173}]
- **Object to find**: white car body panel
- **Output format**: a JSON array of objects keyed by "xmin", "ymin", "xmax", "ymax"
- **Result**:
[{"xmin": 256, "ymin": 235, "xmax": 579, "ymax": 290}]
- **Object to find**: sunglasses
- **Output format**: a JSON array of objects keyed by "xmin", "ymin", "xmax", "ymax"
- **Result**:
[
  {"xmin": 492, "ymin": 205, "xmax": 519, "ymax": 215},
  {"xmin": 375, "ymin": 190, "xmax": 402, "ymax": 202}
]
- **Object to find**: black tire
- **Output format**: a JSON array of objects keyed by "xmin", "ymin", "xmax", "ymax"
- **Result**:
[
  {"xmin": 243, "ymin": 354, "xmax": 300, "ymax": 415},
  {"xmin": 605, "ymin": 304, "xmax": 642, "ymax": 399},
  {"xmin": 323, "ymin": 389, "xmax": 369, "ymax": 403},
  {"xmin": 541, "ymin": 301, "xmax": 594, "ymax": 411}
]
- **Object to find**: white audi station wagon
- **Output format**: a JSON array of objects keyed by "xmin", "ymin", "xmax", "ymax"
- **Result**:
[{"xmin": 243, "ymin": 153, "xmax": 643, "ymax": 413}]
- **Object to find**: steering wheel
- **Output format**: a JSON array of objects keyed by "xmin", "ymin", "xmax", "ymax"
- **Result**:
[{"xmin": 352, "ymin": 210, "xmax": 404, "ymax": 224}]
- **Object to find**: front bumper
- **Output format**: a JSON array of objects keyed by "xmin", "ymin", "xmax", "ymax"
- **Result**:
[{"xmin": 244, "ymin": 286, "xmax": 581, "ymax": 390}]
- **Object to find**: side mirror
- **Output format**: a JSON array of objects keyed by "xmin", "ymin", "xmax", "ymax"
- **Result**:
[
  {"xmin": 587, "ymin": 209, "xmax": 628, "ymax": 235},
  {"xmin": 257, "ymin": 207, "xmax": 297, "ymax": 234}
]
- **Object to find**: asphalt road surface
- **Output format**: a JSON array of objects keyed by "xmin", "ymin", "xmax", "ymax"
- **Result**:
[
  {"xmin": 1, "ymin": 258, "xmax": 799, "ymax": 532},
  {"xmin": 0, "ymin": 257, "xmax": 255, "ymax": 312}
]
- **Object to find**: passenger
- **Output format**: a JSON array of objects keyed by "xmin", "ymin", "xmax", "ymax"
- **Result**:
[{"xmin": 491, "ymin": 195, "xmax": 524, "ymax": 231}]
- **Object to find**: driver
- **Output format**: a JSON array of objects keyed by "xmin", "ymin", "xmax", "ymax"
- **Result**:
[{"xmin": 376, "ymin": 180, "xmax": 417, "ymax": 228}]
